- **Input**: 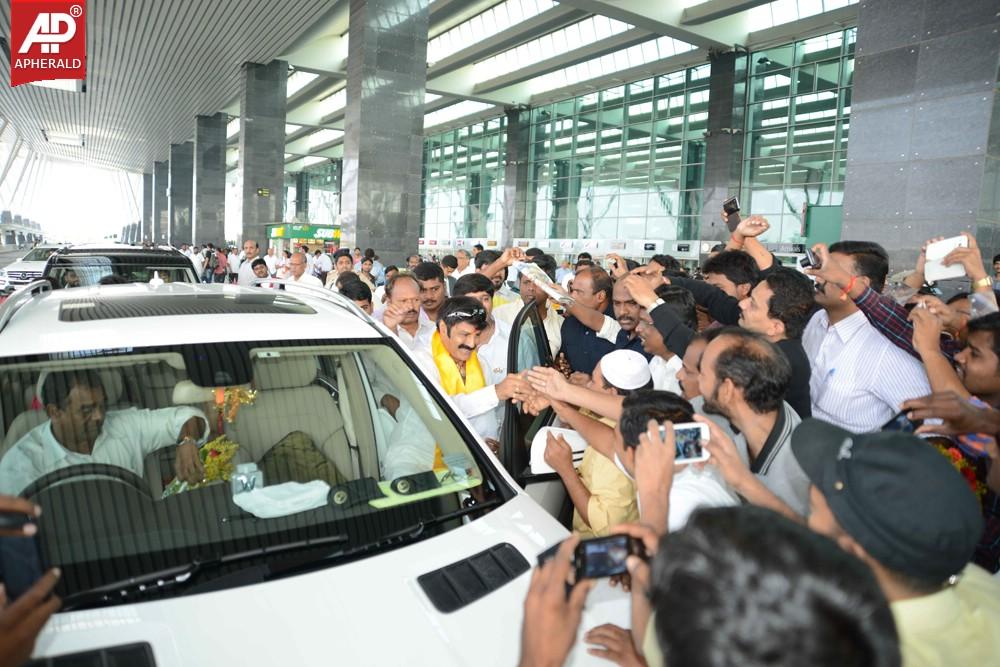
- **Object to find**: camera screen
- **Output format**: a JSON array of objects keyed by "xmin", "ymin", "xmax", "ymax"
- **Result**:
[
  {"xmin": 675, "ymin": 427, "xmax": 705, "ymax": 461},
  {"xmin": 579, "ymin": 536, "xmax": 630, "ymax": 579}
]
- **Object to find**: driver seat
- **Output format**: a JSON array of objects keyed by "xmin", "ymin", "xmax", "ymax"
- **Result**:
[{"xmin": 0, "ymin": 369, "xmax": 128, "ymax": 460}]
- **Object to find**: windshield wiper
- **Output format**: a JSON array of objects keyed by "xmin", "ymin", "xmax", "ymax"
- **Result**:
[
  {"xmin": 61, "ymin": 532, "xmax": 348, "ymax": 611},
  {"xmin": 270, "ymin": 497, "xmax": 503, "ymax": 579}
]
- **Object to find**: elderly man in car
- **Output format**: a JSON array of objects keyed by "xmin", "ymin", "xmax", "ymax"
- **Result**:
[{"xmin": 0, "ymin": 370, "xmax": 208, "ymax": 496}]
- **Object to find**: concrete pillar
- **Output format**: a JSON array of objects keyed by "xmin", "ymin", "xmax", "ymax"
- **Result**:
[
  {"xmin": 142, "ymin": 172, "xmax": 153, "ymax": 242},
  {"xmin": 153, "ymin": 161, "xmax": 169, "ymax": 245},
  {"xmin": 341, "ymin": 0, "xmax": 430, "ymax": 264},
  {"xmin": 843, "ymin": 0, "xmax": 1000, "ymax": 267},
  {"xmin": 699, "ymin": 51, "xmax": 747, "ymax": 243},
  {"xmin": 168, "ymin": 142, "xmax": 194, "ymax": 246},
  {"xmin": 239, "ymin": 61, "xmax": 287, "ymax": 246},
  {"xmin": 503, "ymin": 107, "xmax": 533, "ymax": 246},
  {"xmin": 194, "ymin": 113, "xmax": 227, "ymax": 246},
  {"xmin": 295, "ymin": 171, "xmax": 310, "ymax": 221}
]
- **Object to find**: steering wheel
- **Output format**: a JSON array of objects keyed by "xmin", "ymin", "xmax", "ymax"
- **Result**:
[{"xmin": 22, "ymin": 463, "xmax": 149, "ymax": 500}]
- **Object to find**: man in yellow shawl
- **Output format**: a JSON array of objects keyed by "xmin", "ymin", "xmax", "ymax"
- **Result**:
[{"xmin": 427, "ymin": 297, "xmax": 530, "ymax": 443}]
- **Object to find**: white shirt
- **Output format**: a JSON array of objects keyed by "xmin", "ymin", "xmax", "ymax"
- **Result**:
[
  {"xmin": 493, "ymin": 300, "xmax": 563, "ymax": 357},
  {"xmin": 228, "ymin": 252, "xmax": 240, "ymax": 274},
  {"xmin": 381, "ymin": 317, "xmax": 435, "ymax": 355},
  {"xmin": 649, "ymin": 354, "xmax": 683, "ymax": 394},
  {"xmin": 667, "ymin": 466, "xmax": 739, "ymax": 532},
  {"xmin": 802, "ymin": 309, "xmax": 931, "ymax": 433},
  {"xmin": 284, "ymin": 273, "xmax": 324, "ymax": 294},
  {"xmin": 0, "ymin": 407, "xmax": 209, "ymax": 495},
  {"xmin": 238, "ymin": 257, "xmax": 260, "ymax": 286},
  {"xmin": 190, "ymin": 252, "xmax": 204, "ymax": 276},
  {"xmin": 263, "ymin": 254, "xmax": 277, "ymax": 276},
  {"xmin": 314, "ymin": 254, "xmax": 333, "ymax": 274},
  {"xmin": 454, "ymin": 264, "xmax": 475, "ymax": 279}
]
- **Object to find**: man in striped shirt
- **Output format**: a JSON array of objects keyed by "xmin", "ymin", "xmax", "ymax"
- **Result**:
[{"xmin": 802, "ymin": 242, "xmax": 930, "ymax": 433}]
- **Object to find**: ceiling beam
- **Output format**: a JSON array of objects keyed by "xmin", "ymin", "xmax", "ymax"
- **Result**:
[
  {"xmin": 428, "ymin": 4, "xmax": 588, "ymax": 78},
  {"xmin": 554, "ymin": 0, "xmax": 751, "ymax": 49},
  {"xmin": 474, "ymin": 27, "xmax": 654, "ymax": 93},
  {"xmin": 746, "ymin": 5, "xmax": 858, "ymax": 49},
  {"xmin": 681, "ymin": 0, "xmax": 773, "ymax": 25}
]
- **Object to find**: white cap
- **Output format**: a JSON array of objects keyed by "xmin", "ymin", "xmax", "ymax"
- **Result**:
[{"xmin": 600, "ymin": 350, "xmax": 652, "ymax": 391}]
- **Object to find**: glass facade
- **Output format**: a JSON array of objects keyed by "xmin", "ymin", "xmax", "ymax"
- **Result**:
[
  {"xmin": 526, "ymin": 64, "xmax": 710, "ymax": 241},
  {"xmin": 743, "ymin": 28, "xmax": 855, "ymax": 241},
  {"xmin": 422, "ymin": 117, "xmax": 507, "ymax": 241}
]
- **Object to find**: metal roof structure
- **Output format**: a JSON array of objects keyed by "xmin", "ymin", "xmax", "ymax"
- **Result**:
[{"xmin": 0, "ymin": 0, "xmax": 859, "ymax": 174}]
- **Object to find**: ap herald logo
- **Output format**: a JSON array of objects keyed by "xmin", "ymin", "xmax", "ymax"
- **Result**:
[{"xmin": 10, "ymin": 0, "xmax": 86, "ymax": 87}]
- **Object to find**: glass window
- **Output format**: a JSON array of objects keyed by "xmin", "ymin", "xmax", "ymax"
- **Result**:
[{"xmin": 0, "ymin": 340, "xmax": 502, "ymax": 605}]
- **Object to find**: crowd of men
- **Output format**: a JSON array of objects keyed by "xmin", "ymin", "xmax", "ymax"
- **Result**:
[
  {"xmin": 7, "ymin": 215, "xmax": 1000, "ymax": 666},
  {"xmin": 329, "ymin": 215, "xmax": 998, "ymax": 667}
]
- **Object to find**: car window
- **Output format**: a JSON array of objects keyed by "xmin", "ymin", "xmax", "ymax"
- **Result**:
[
  {"xmin": 20, "ymin": 248, "xmax": 57, "ymax": 262},
  {"xmin": 0, "ymin": 340, "xmax": 501, "ymax": 605},
  {"xmin": 48, "ymin": 258, "xmax": 195, "ymax": 287}
]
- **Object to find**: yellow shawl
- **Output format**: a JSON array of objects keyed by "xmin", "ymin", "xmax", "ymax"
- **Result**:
[{"xmin": 431, "ymin": 330, "xmax": 486, "ymax": 395}]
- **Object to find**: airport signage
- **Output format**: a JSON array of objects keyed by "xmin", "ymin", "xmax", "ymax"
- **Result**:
[{"xmin": 11, "ymin": 0, "xmax": 86, "ymax": 87}]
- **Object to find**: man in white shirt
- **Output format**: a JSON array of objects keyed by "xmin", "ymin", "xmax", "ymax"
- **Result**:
[
  {"xmin": 493, "ymin": 253, "xmax": 563, "ymax": 357},
  {"xmin": 237, "ymin": 240, "xmax": 261, "ymax": 287},
  {"xmin": 453, "ymin": 249, "xmax": 475, "ymax": 279},
  {"xmin": 0, "ymin": 370, "xmax": 209, "ymax": 495},
  {"xmin": 801, "ymin": 241, "xmax": 930, "ymax": 432},
  {"xmin": 189, "ymin": 245, "xmax": 204, "ymax": 279},
  {"xmin": 379, "ymin": 274, "xmax": 436, "ymax": 354},
  {"xmin": 263, "ymin": 247, "xmax": 277, "ymax": 276},
  {"xmin": 284, "ymin": 251, "xmax": 324, "ymax": 293},
  {"xmin": 635, "ymin": 286, "xmax": 698, "ymax": 395}
]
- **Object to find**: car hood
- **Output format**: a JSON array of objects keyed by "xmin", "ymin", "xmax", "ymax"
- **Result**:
[
  {"xmin": 32, "ymin": 494, "xmax": 630, "ymax": 666},
  {"xmin": 3, "ymin": 259, "xmax": 48, "ymax": 271}
]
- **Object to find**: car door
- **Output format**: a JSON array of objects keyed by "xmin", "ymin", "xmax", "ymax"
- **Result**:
[{"xmin": 500, "ymin": 300, "xmax": 569, "ymax": 521}]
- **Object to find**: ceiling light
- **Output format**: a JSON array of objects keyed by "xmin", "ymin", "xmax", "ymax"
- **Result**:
[
  {"xmin": 42, "ymin": 130, "xmax": 84, "ymax": 146},
  {"xmin": 29, "ymin": 79, "xmax": 84, "ymax": 93}
]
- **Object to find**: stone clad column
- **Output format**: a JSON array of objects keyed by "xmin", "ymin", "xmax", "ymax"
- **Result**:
[
  {"xmin": 142, "ymin": 172, "xmax": 152, "ymax": 242},
  {"xmin": 168, "ymin": 142, "xmax": 194, "ymax": 246},
  {"xmin": 152, "ymin": 161, "xmax": 169, "ymax": 245},
  {"xmin": 194, "ymin": 113, "xmax": 227, "ymax": 245},
  {"xmin": 341, "ymin": 0, "xmax": 430, "ymax": 265},
  {"xmin": 239, "ymin": 61, "xmax": 287, "ymax": 247},
  {"xmin": 699, "ymin": 51, "xmax": 746, "ymax": 244},
  {"xmin": 842, "ymin": 0, "xmax": 1000, "ymax": 266},
  {"xmin": 503, "ymin": 106, "xmax": 533, "ymax": 246}
]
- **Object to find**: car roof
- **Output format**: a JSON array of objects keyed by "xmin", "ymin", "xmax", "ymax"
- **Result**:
[
  {"xmin": 55, "ymin": 243, "xmax": 183, "ymax": 255},
  {"xmin": 0, "ymin": 283, "xmax": 382, "ymax": 356}
]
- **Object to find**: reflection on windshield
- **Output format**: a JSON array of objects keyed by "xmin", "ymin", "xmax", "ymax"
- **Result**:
[
  {"xmin": 21, "ymin": 248, "xmax": 57, "ymax": 262},
  {"xmin": 0, "ymin": 341, "xmax": 492, "ymax": 602},
  {"xmin": 49, "ymin": 264, "xmax": 194, "ymax": 287}
]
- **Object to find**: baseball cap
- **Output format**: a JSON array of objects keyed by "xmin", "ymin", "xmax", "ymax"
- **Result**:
[
  {"xmin": 791, "ymin": 419, "xmax": 983, "ymax": 583},
  {"xmin": 600, "ymin": 350, "xmax": 652, "ymax": 391}
]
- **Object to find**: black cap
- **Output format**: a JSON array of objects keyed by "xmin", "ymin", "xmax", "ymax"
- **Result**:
[{"xmin": 791, "ymin": 419, "xmax": 983, "ymax": 583}]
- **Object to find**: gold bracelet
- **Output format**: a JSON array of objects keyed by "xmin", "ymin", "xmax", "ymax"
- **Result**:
[{"xmin": 973, "ymin": 276, "xmax": 993, "ymax": 290}]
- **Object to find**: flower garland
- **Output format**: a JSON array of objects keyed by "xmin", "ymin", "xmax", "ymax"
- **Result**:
[
  {"xmin": 162, "ymin": 435, "xmax": 241, "ymax": 498},
  {"xmin": 933, "ymin": 441, "xmax": 988, "ymax": 501}
]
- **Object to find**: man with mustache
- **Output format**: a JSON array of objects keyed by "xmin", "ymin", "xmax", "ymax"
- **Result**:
[
  {"xmin": 380, "ymin": 273, "xmax": 435, "ymax": 353},
  {"xmin": 425, "ymin": 297, "xmax": 530, "ymax": 441},
  {"xmin": 561, "ymin": 275, "xmax": 652, "ymax": 369}
]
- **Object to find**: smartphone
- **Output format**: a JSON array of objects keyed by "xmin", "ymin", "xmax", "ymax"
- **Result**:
[
  {"xmin": 798, "ymin": 248, "xmax": 821, "ymax": 270},
  {"xmin": 924, "ymin": 235, "xmax": 969, "ymax": 283},
  {"xmin": 575, "ymin": 535, "xmax": 646, "ymax": 579},
  {"xmin": 0, "ymin": 533, "xmax": 45, "ymax": 600},
  {"xmin": 659, "ymin": 421, "xmax": 711, "ymax": 464},
  {"xmin": 881, "ymin": 410, "xmax": 922, "ymax": 433},
  {"xmin": 722, "ymin": 196, "xmax": 741, "ymax": 232}
]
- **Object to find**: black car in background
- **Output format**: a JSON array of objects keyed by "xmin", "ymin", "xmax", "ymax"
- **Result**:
[{"xmin": 43, "ymin": 244, "xmax": 198, "ymax": 288}]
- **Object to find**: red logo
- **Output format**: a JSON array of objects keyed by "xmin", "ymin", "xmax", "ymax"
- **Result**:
[{"xmin": 10, "ymin": 0, "xmax": 86, "ymax": 87}]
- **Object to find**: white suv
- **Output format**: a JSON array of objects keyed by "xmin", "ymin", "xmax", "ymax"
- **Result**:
[
  {"xmin": 0, "ymin": 281, "xmax": 624, "ymax": 666},
  {"xmin": 0, "ymin": 245, "xmax": 63, "ymax": 294}
]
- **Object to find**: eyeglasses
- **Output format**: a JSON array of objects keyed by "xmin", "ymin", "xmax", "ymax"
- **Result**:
[{"xmin": 444, "ymin": 308, "xmax": 487, "ymax": 321}]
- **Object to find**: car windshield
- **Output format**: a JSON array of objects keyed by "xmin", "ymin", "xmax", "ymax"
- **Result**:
[
  {"xmin": 21, "ymin": 247, "xmax": 57, "ymax": 262},
  {"xmin": 0, "ymin": 339, "xmax": 498, "ymax": 603},
  {"xmin": 48, "ymin": 257, "xmax": 195, "ymax": 287}
]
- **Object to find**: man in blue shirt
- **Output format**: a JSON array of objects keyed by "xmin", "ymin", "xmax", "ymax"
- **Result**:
[{"xmin": 560, "ymin": 266, "xmax": 617, "ymax": 379}]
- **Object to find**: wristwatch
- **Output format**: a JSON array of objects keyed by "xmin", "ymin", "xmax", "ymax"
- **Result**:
[
  {"xmin": 647, "ymin": 298, "xmax": 665, "ymax": 312},
  {"xmin": 178, "ymin": 435, "xmax": 198, "ymax": 447},
  {"xmin": 973, "ymin": 276, "xmax": 993, "ymax": 290}
]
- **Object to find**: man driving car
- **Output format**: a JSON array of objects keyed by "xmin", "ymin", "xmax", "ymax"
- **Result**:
[{"xmin": 0, "ymin": 370, "xmax": 209, "ymax": 496}]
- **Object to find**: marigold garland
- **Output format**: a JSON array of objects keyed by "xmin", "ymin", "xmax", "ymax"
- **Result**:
[
  {"xmin": 162, "ymin": 435, "xmax": 241, "ymax": 498},
  {"xmin": 934, "ymin": 442, "xmax": 988, "ymax": 501}
]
